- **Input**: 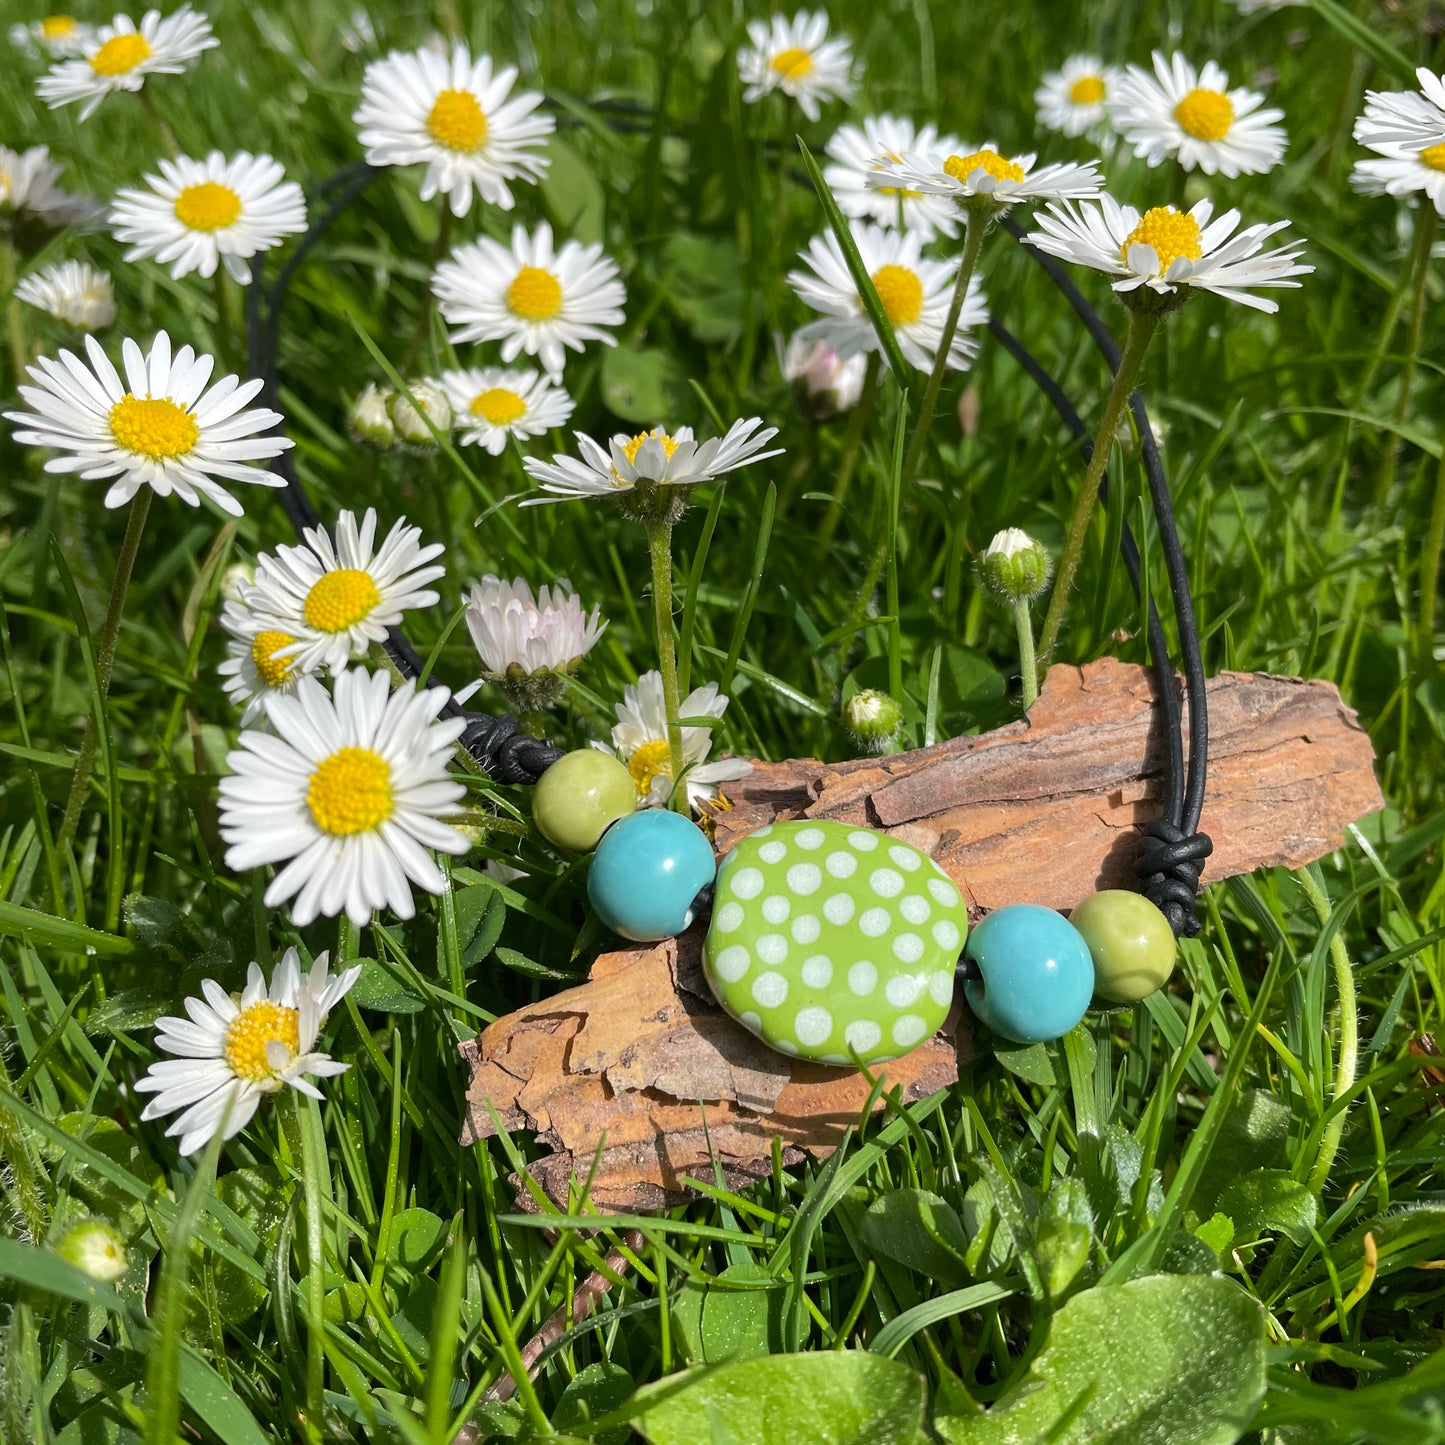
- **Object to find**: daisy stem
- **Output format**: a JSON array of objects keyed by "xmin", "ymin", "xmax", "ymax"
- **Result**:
[
  {"xmin": 58, "ymin": 487, "xmax": 153, "ymax": 852},
  {"xmin": 137, "ymin": 88, "xmax": 178, "ymax": 159},
  {"xmin": 1418, "ymin": 442, "xmax": 1445, "ymax": 676},
  {"xmin": 817, "ymin": 354, "xmax": 879, "ymax": 553},
  {"xmin": 210, "ymin": 268, "xmax": 235, "ymax": 367},
  {"xmin": 899, "ymin": 207, "xmax": 987, "ymax": 489},
  {"xmin": 1014, "ymin": 597, "xmax": 1038, "ymax": 710},
  {"xmin": 295, "ymin": 1086, "xmax": 328, "ymax": 1444},
  {"xmin": 1370, "ymin": 207, "xmax": 1437, "ymax": 511},
  {"xmin": 644, "ymin": 517, "xmax": 687, "ymax": 808},
  {"xmin": 1, "ymin": 239, "xmax": 28, "ymax": 385},
  {"xmin": 1297, "ymin": 865, "xmax": 1358, "ymax": 1197},
  {"xmin": 1036, "ymin": 306, "xmax": 1160, "ymax": 671}
]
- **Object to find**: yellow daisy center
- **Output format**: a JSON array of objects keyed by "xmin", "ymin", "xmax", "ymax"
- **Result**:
[
  {"xmin": 770, "ymin": 46, "xmax": 814, "ymax": 80},
  {"xmin": 223, "ymin": 1000, "xmax": 300, "ymax": 1083},
  {"xmin": 944, "ymin": 149, "xmax": 1026, "ymax": 185},
  {"xmin": 41, "ymin": 16, "xmax": 78, "ymax": 38},
  {"xmin": 426, "ymin": 88, "xmax": 489, "ymax": 153},
  {"xmin": 506, "ymin": 265, "xmax": 563, "ymax": 321},
  {"xmin": 108, "ymin": 394, "xmax": 200, "ymax": 459},
  {"xmin": 1423, "ymin": 143, "xmax": 1445, "ymax": 173},
  {"xmin": 251, "ymin": 631, "xmax": 296, "ymax": 688},
  {"xmin": 1121, "ymin": 207, "xmax": 1203, "ymax": 270},
  {"xmin": 174, "ymin": 181, "xmax": 243, "ymax": 232},
  {"xmin": 303, "ymin": 569, "xmax": 381, "ymax": 632},
  {"xmin": 621, "ymin": 430, "xmax": 679, "ymax": 465},
  {"xmin": 628, "ymin": 739, "xmax": 673, "ymax": 799},
  {"xmin": 1068, "ymin": 75, "xmax": 1106, "ymax": 105},
  {"xmin": 470, "ymin": 387, "xmax": 527, "ymax": 425},
  {"xmin": 306, "ymin": 746, "xmax": 393, "ymax": 836},
  {"xmin": 1173, "ymin": 87, "xmax": 1234, "ymax": 142},
  {"xmin": 90, "ymin": 31, "xmax": 150, "ymax": 75},
  {"xmin": 870, "ymin": 264, "xmax": 924, "ymax": 327}
]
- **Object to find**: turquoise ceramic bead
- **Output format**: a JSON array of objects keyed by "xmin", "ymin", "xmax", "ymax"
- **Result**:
[
  {"xmin": 532, "ymin": 749, "xmax": 636, "ymax": 853},
  {"xmin": 962, "ymin": 903, "xmax": 1094, "ymax": 1044},
  {"xmin": 588, "ymin": 810, "xmax": 716, "ymax": 942},
  {"xmin": 1070, "ymin": 890, "xmax": 1176, "ymax": 1003},
  {"xmin": 702, "ymin": 821, "xmax": 968, "ymax": 1066}
]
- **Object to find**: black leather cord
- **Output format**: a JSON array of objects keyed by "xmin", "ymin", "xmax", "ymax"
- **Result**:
[
  {"xmin": 245, "ymin": 166, "xmax": 563, "ymax": 784},
  {"xmin": 995, "ymin": 217, "xmax": 1213, "ymax": 937}
]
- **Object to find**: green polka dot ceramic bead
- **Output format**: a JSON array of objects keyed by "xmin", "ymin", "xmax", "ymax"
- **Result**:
[{"xmin": 703, "ymin": 820, "xmax": 968, "ymax": 1066}]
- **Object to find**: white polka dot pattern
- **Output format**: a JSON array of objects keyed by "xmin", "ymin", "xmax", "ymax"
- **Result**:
[{"xmin": 703, "ymin": 820, "xmax": 969, "ymax": 1067}]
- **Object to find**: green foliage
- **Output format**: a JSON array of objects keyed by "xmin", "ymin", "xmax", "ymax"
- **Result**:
[{"xmin": 1, "ymin": 0, "xmax": 1444, "ymax": 1440}]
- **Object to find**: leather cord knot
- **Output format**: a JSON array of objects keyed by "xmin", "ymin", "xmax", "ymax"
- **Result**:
[
  {"xmin": 459, "ymin": 713, "xmax": 565, "ymax": 785},
  {"xmin": 1136, "ymin": 820, "xmax": 1213, "ymax": 938}
]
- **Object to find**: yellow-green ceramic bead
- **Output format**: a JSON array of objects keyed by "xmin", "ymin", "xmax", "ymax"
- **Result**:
[
  {"xmin": 1070, "ymin": 890, "xmax": 1177, "ymax": 1004},
  {"xmin": 532, "ymin": 749, "xmax": 636, "ymax": 853}
]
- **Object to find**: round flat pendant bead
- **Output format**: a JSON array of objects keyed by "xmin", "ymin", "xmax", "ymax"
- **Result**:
[
  {"xmin": 702, "ymin": 820, "xmax": 968, "ymax": 1066},
  {"xmin": 532, "ymin": 749, "xmax": 637, "ymax": 853},
  {"xmin": 962, "ymin": 903, "xmax": 1094, "ymax": 1044},
  {"xmin": 588, "ymin": 810, "xmax": 716, "ymax": 942},
  {"xmin": 1070, "ymin": 890, "xmax": 1177, "ymax": 1004}
]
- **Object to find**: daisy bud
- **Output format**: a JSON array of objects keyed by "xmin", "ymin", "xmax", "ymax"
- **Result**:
[
  {"xmin": 349, "ymin": 383, "xmax": 396, "ymax": 449},
  {"xmin": 783, "ymin": 333, "xmax": 868, "ymax": 419},
  {"xmin": 220, "ymin": 561, "xmax": 255, "ymax": 603},
  {"xmin": 979, "ymin": 528, "xmax": 1052, "ymax": 605},
  {"xmin": 55, "ymin": 1219, "xmax": 128, "ymax": 1282},
  {"xmin": 843, "ymin": 689, "xmax": 903, "ymax": 752},
  {"xmin": 465, "ymin": 576, "xmax": 606, "ymax": 712},
  {"xmin": 389, "ymin": 380, "xmax": 453, "ymax": 448}
]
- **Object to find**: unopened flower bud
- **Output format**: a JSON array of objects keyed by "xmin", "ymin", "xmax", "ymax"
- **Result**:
[
  {"xmin": 843, "ymin": 689, "xmax": 903, "ymax": 752},
  {"xmin": 783, "ymin": 333, "xmax": 867, "ymax": 419},
  {"xmin": 219, "ymin": 561, "xmax": 254, "ymax": 603},
  {"xmin": 350, "ymin": 383, "xmax": 396, "ymax": 449},
  {"xmin": 389, "ymin": 380, "xmax": 452, "ymax": 448},
  {"xmin": 56, "ymin": 1219, "xmax": 128, "ymax": 1281},
  {"xmin": 979, "ymin": 528, "xmax": 1052, "ymax": 604}
]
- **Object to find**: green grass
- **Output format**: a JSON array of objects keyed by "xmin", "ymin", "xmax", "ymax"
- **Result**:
[{"xmin": 2, "ymin": 0, "xmax": 1445, "ymax": 1441}]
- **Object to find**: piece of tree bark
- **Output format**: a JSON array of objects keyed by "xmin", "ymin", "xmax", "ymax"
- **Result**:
[{"xmin": 460, "ymin": 659, "xmax": 1382, "ymax": 1213}]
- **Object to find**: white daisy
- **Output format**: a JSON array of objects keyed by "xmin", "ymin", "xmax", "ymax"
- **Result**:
[
  {"xmin": 14, "ymin": 260, "xmax": 116, "ymax": 330},
  {"xmin": 109, "ymin": 151, "xmax": 307, "ymax": 285},
  {"xmin": 1109, "ymin": 51, "xmax": 1287, "ymax": 177},
  {"xmin": 866, "ymin": 144, "xmax": 1103, "ymax": 215},
  {"xmin": 463, "ymin": 575, "xmax": 604, "ymax": 709},
  {"xmin": 822, "ymin": 115, "xmax": 962, "ymax": 240},
  {"xmin": 1035, "ymin": 55, "xmax": 1122, "ymax": 138},
  {"xmin": 787, "ymin": 222, "xmax": 989, "ymax": 372},
  {"xmin": 37, "ymin": 6, "xmax": 218, "ymax": 121},
  {"xmin": 431, "ymin": 222, "xmax": 626, "ymax": 379},
  {"xmin": 217, "ymin": 597, "xmax": 313, "ymax": 725},
  {"xmin": 1026, "ymin": 196, "xmax": 1313, "ymax": 313},
  {"xmin": 1351, "ymin": 144, "xmax": 1445, "ymax": 217},
  {"xmin": 782, "ymin": 332, "xmax": 868, "ymax": 417},
  {"xmin": 438, "ymin": 367, "xmax": 572, "ymax": 454},
  {"xmin": 134, "ymin": 948, "xmax": 359, "ymax": 1156},
  {"xmin": 1354, "ymin": 69, "xmax": 1445, "ymax": 151},
  {"xmin": 354, "ymin": 43, "xmax": 553, "ymax": 217},
  {"xmin": 242, "ymin": 508, "xmax": 446, "ymax": 675},
  {"xmin": 0, "ymin": 144, "xmax": 102, "ymax": 229},
  {"xmin": 521, "ymin": 418, "xmax": 783, "ymax": 507},
  {"xmin": 737, "ymin": 10, "xmax": 854, "ymax": 121},
  {"xmin": 218, "ymin": 669, "xmax": 470, "ymax": 928},
  {"xmin": 4, "ymin": 330, "xmax": 291, "ymax": 515},
  {"xmin": 597, "ymin": 670, "xmax": 751, "ymax": 814},
  {"xmin": 10, "ymin": 15, "xmax": 95, "ymax": 57}
]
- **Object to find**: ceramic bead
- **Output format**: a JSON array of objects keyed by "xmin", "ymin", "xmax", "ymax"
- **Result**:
[
  {"xmin": 961, "ymin": 903, "xmax": 1094, "ymax": 1044},
  {"xmin": 587, "ymin": 810, "xmax": 716, "ymax": 942},
  {"xmin": 702, "ymin": 820, "xmax": 968, "ymax": 1066},
  {"xmin": 1070, "ymin": 889, "xmax": 1176, "ymax": 1004},
  {"xmin": 533, "ymin": 749, "xmax": 637, "ymax": 853}
]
